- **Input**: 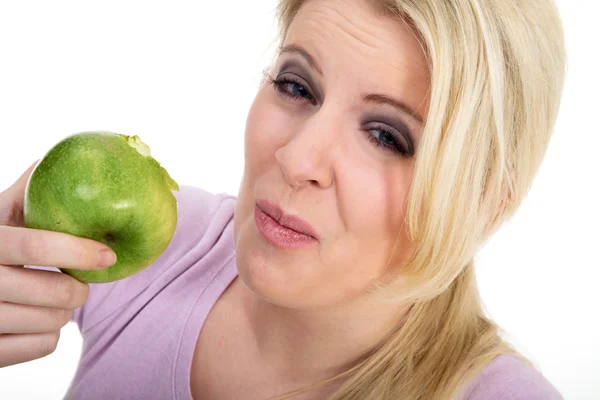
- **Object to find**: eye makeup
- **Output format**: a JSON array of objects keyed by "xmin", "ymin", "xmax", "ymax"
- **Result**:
[
  {"xmin": 268, "ymin": 56, "xmax": 419, "ymax": 158},
  {"xmin": 277, "ymin": 59, "xmax": 323, "ymax": 102}
]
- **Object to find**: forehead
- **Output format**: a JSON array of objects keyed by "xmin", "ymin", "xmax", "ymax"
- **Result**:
[{"xmin": 283, "ymin": 0, "xmax": 430, "ymax": 114}]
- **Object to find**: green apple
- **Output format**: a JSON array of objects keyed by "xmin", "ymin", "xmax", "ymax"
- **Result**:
[{"xmin": 23, "ymin": 131, "xmax": 179, "ymax": 283}]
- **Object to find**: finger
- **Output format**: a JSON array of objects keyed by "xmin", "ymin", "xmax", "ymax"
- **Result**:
[
  {"xmin": 0, "ymin": 331, "xmax": 60, "ymax": 368},
  {"xmin": 0, "ymin": 160, "xmax": 39, "ymax": 209},
  {"xmin": 0, "ymin": 226, "xmax": 116, "ymax": 270},
  {"xmin": 0, "ymin": 265, "xmax": 89, "ymax": 309},
  {"xmin": 0, "ymin": 160, "xmax": 40, "ymax": 227},
  {"xmin": 5, "ymin": 159, "xmax": 39, "ymax": 197},
  {"xmin": 0, "ymin": 302, "xmax": 72, "ymax": 334}
]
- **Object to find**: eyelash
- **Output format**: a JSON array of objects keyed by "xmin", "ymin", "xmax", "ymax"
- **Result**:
[{"xmin": 266, "ymin": 74, "xmax": 413, "ymax": 158}]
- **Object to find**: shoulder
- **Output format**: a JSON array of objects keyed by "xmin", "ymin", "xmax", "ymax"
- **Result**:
[
  {"xmin": 111, "ymin": 184, "xmax": 237, "ymax": 280},
  {"xmin": 144, "ymin": 184, "xmax": 237, "ymax": 266},
  {"xmin": 174, "ymin": 185, "xmax": 237, "ymax": 233},
  {"xmin": 462, "ymin": 354, "xmax": 563, "ymax": 400},
  {"xmin": 72, "ymin": 185, "xmax": 238, "ymax": 331},
  {"xmin": 111, "ymin": 184, "xmax": 237, "ymax": 282}
]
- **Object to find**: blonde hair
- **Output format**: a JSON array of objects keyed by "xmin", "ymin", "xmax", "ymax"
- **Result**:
[{"xmin": 264, "ymin": 0, "xmax": 567, "ymax": 399}]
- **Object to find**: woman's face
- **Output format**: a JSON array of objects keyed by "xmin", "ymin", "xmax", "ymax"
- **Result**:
[{"xmin": 234, "ymin": 0, "xmax": 430, "ymax": 309}]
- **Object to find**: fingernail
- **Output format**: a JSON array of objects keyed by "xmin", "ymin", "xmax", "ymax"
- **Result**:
[{"xmin": 97, "ymin": 249, "xmax": 117, "ymax": 268}]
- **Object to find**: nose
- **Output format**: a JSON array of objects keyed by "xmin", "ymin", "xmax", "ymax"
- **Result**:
[{"xmin": 275, "ymin": 112, "xmax": 336, "ymax": 191}]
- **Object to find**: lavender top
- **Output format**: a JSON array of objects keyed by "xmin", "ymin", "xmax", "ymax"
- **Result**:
[{"xmin": 63, "ymin": 185, "xmax": 563, "ymax": 399}]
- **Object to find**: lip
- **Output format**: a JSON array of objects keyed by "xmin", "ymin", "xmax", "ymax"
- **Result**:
[{"xmin": 255, "ymin": 199, "xmax": 320, "ymax": 240}]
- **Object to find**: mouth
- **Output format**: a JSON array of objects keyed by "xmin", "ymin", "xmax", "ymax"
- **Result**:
[
  {"xmin": 254, "ymin": 199, "xmax": 320, "ymax": 248},
  {"xmin": 255, "ymin": 199, "xmax": 319, "ymax": 239}
]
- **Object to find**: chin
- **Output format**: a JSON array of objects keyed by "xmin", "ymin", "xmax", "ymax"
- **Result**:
[
  {"xmin": 232, "ymin": 194, "xmax": 363, "ymax": 309},
  {"xmin": 234, "ymin": 223, "xmax": 306, "ymax": 308}
]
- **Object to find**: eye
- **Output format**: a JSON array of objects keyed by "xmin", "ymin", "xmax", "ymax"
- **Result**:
[
  {"xmin": 265, "ymin": 72, "xmax": 413, "ymax": 159},
  {"xmin": 363, "ymin": 125, "xmax": 413, "ymax": 158},
  {"xmin": 266, "ymin": 74, "xmax": 316, "ymax": 105}
]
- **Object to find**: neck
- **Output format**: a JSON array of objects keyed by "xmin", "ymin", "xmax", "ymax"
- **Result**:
[{"xmin": 238, "ymin": 281, "xmax": 410, "ymax": 385}]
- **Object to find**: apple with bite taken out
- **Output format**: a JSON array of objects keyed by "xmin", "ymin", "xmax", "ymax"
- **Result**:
[{"xmin": 23, "ymin": 131, "xmax": 179, "ymax": 283}]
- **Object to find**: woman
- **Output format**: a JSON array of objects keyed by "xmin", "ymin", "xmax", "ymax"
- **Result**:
[{"xmin": 0, "ymin": 0, "xmax": 566, "ymax": 398}]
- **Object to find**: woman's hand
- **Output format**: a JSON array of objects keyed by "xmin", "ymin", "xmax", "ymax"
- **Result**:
[{"xmin": 0, "ymin": 161, "xmax": 116, "ymax": 367}]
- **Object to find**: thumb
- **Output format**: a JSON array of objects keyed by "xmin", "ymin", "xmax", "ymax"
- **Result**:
[
  {"xmin": 9, "ymin": 159, "xmax": 40, "ymax": 195},
  {"xmin": 0, "ymin": 160, "xmax": 40, "ymax": 225}
]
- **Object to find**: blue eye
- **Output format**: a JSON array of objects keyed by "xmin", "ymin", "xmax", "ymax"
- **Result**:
[
  {"xmin": 266, "ymin": 73, "xmax": 413, "ymax": 158},
  {"xmin": 267, "ymin": 74, "xmax": 316, "ymax": 105},
  {"xmin": 363, "ymin": 126, "xmax": 412, "ymax": 158}
]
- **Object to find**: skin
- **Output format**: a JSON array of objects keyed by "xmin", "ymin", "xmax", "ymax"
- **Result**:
[{"xmin": 191, "ymin": 0, "xmax": 431, "ymax": 398}]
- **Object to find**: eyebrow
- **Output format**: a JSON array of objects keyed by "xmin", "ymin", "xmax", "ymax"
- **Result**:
[
  {"xmin": 362, "ymin": 94, "xmax": 424, "ymax": 124},
  {"xmin": 279, "ymin": 44, "xmax": 323, "ymax": 76},
  {"xmin": 278, "ymin": 43, "xmax": 424, "ymax": 124}
]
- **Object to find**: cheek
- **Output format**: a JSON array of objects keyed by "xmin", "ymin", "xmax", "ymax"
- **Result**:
[
  {"xmin": 337, "ymin": 145, "xmax": 410, "ymax": 240},
  {"xmin": 336, "ymin": 160, "xmax": 414, "ymax": 273},
  {"xmin": 244, "ymin": 87, "xmax": 290, "ymax": 163}
]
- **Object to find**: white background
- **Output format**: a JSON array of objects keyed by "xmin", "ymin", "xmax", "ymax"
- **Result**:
[{"xmin": 0, "ymin": 1, "xmax": 598, "ymax": 399}]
